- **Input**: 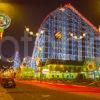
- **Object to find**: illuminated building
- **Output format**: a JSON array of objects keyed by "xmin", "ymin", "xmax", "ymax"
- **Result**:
[
  {"xmin": 13, "ymin": 51, "xmax": 21, "ymax": 69},
  {"xmin": 32, "ymin": 4, "xmax": 100, "ymax": 72}
]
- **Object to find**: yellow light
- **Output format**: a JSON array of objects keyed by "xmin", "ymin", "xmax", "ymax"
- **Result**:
[
  {"xmin": 38, "ymin": 47, "xmax": 42, "ymax": 51},
  {"xmin": 99, "ymin": 67, "xmax": 100, "ymax": 70},
  {"xmin": 25, "ymin": 27, "xmax": 29, "ymax": 32},
  {"xmin": 0, "ymin": 3, "xmax": 14, "ymax": 15},
  {"xmin": 29, "ymin": 31, "xmax": 33, "ymax": 35},
  {"xmin": 55, "ymin": 32, "xmax": 62, "ymax": 39},
  {"xmin": 36, "ymin": 32, "xmax": 39, "ymax": 36},
  {"xmin": 79, "ymin": 36, "xmax": 83, "ymax": 39},
  {"xmin": 70, "ymin": 33, "xmax": 73, "ymax": 37},
  {"xmin": 74, "ymin": 36, "xmax": 77, "ymax": 39},
  {"xmin": 83, "ymin": 33, "xmax": 86, "ymax": 37}
]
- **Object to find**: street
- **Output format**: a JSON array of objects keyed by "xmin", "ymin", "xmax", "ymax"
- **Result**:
[{"xmin": 0, "ymin": 82, "xmax": 100, "ymax": 100}]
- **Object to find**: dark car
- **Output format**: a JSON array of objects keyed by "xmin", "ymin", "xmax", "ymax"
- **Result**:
[{"xmin": 0, "ymin": 78, "xmax": 16, "ymax": 88}]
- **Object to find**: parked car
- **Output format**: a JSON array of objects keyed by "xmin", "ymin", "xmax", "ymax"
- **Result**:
[{"xmin": 0, "ymin": 77, "xmax": 16, "ymax": 88}]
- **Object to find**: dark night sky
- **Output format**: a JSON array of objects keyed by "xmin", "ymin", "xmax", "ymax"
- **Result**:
[{"xmin": 0, "ymin": 0, "xmax": 100, "ymax": 60}]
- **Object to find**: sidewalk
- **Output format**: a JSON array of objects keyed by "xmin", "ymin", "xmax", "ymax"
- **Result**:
[{"xmin": 0, "ymin": 86, "xmax": 13, "ymax": 100}]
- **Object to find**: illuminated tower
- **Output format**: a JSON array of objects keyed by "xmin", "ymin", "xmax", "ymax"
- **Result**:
[{"xmin": 32, "ymin": 4, "xmax": 100, "ymax": 69}]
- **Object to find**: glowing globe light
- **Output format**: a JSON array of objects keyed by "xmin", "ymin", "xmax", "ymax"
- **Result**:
[
  {"xmin": 0, "ymin": 13, "xmax": 11, "ymax": 29},
  {"xmin": 0, "ymin": 12, "xmax": 11, "ymax": 39}
]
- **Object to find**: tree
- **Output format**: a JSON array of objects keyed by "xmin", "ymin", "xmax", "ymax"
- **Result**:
[{"xmin": 13, "ymin": 51, "xmax": 21, "ymax": 69}]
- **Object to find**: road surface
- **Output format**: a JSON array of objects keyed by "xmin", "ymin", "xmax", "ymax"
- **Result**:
[{"xmin": 0, "ymin": 82, "xmax": 100, "ymax": 100}]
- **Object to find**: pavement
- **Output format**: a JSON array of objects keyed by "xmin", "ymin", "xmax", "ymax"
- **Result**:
[
  {"xmin": 0, "ymin": 81, "xmax": 100, "ymax": 100},
  {"xmin": 0, "ymin": 86, "xmax": 13, "ymax": 100}
]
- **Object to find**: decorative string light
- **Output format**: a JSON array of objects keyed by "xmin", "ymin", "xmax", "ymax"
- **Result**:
[{"xmin": 69, "ymin": 32, "xmax": 87, "ymax": 40}]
